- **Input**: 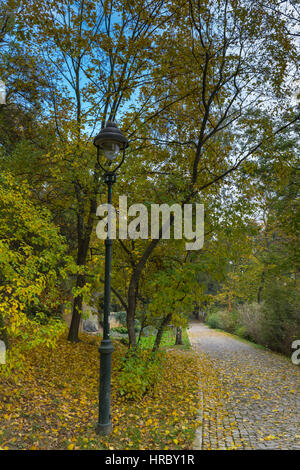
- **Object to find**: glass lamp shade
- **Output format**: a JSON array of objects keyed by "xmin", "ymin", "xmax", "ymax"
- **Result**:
[{"xmin": 102, "ymin": 141, "xmax": 120, "ymax": 160}]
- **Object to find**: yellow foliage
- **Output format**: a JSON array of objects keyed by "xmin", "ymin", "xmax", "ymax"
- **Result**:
[{"xmin": 0, "ymin": 334, "xmax": 200, "ymax": 450}]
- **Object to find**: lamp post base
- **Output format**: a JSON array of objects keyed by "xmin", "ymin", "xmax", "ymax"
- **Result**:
[
  {"xmin": 97, "ymin": 339, "xmax": 114, "ymax": 435},
  {"xmin": 96, "ymin": 419, "xmax": 112, "ymax": 435}
]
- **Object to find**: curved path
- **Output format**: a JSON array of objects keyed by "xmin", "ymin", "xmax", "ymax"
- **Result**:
[{"xmin": 188, "ymin": 322, "xmax": 300, "ymax": 450}]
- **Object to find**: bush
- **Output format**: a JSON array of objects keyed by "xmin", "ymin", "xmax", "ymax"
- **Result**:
[
  {"xmin": 111, "ymin": 326, "xmax": 128, "ymax": 335},
  {"xmin": 218, "ymin": 309, "xmax": 238, "ymax": 332},
  {"xmin": 260, "ymin": 282, "xmax": 300, "ymax": 355},
  {"xmin": 206, "ymin": 283, "xmax": 300, "ymax": 357},
  {"xmin": 236, "ymin": 302, "xmax": 264, "ymax": 343},
  {"xmin": 117, "ymin": 350, "xmax": 164, "ymax": 400},
  {"xmin": 206, "ymin": 310, "xmax": 238, "ymax": 332},
  {"xmin": 234, "ymin": 325, "xmax": 248, "ymax": 338},
  {"xmin": 206, "ymin": 312, "xmax": 221, "ymax": 329}
]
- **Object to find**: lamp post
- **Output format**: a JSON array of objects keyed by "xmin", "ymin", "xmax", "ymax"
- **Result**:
[{"xmin": 93, "ymin": 122, "xmax": 128, "ymax": 435}]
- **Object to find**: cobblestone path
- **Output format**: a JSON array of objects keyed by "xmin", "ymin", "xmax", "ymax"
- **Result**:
[{"xmin": 188, "ymin": 322, "xmax": 300, "ymax": 450}]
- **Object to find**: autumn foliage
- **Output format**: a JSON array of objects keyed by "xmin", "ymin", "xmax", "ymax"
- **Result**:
[
  {"xmin": 0, "ymin": 333, "xmax": 200, "ymax": 450},
  {"xmin": 0, "ymin": 0, "xmax": 299, "ymax": 451}
]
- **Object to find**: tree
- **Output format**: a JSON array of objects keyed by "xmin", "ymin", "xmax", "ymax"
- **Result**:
[
  {"xmin": 175, "ymin": 327, "xmax": 183, "ymax": 345},
  {"xmin": 206, "ymin": 117, "xmax": 299, "ymax": 348},
  {"xmin": 10, "ymin": 0, "xmax": 177, "ymax": 342},
  {"xmin": 0, "ymin": 171, "xmax": 68, "ymax": 374},
  {"xmin": 4, "ymin": 0, "xmax": 299, "ymax": 347},
  {"xmin": 116, "ymin": 0, "xmax": 300, "ymax": 346}
]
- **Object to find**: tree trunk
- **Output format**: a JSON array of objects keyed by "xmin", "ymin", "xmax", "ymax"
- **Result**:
[
  {"xmin": 193, "ymin": 305, "xmax": 199, "ymax": 320},
  {"xmin": 67, "ymin": 190, "xmax": 97, "ymax": 342},
  {"xmin": 175, "ymin": 326, "xmax": 183, "ymax": 345},
  {"xmin": 67, "ymin": 273, "xmax": 85, "ymax": 342},
  {"xmin": 127, "ymin": 281, "xmax": 137, "ymax": 348},
  {"xmin": 124, "ymin": 239, "xmax": 161, "ymax": 348},
  {"xmin": 152, "ymin": 313, "xmax": 172, "ymax": 353}
]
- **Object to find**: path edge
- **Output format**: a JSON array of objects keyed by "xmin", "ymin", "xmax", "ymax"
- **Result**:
[{"xmin": 187, "ymin": 328, "xmax": 203, "ymax": 450}]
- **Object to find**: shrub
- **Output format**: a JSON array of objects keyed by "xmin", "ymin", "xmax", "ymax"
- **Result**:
[
  {"xmin": 206, "ymin": 310, "xmax": 238, "ymax": 332},
  {"xmin": 111, "ymin": 326, "xmax": 128, "ymax": 335},
  {"xmin": 236, "ymin": 302, "xmax": 264, "ymax": 343},
  {"xmin": 234, "ymin": 325, "xmax": 248, "ymax": 338},
  {"xmin": 260, "ymin": 282, "xmax": 300, "ymax": 355},
  {"xmin": 217, "ymin": 309, "xmax": 238, "ymax": 332},
  {"xmin": 117, "ymin": 350, "xmax": 164, "ymax": 400},
  {"xmin": 206, "ymin": 312, "xmax": 221, "ymax": 329},
  {"xmin": 235, "ymin": 288, "xmax": 300, "ymax": 356}
]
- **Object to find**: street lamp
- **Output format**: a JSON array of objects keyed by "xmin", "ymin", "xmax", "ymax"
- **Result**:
[{"xmin": 93, "ymin": 121, "xmax": 128, "ymax": 435}]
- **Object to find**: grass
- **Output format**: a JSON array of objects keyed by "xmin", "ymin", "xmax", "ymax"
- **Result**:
[
  {"xmin": 138, "ymin": 327, "xmax": 191, "ymax": 350},
  {"xmin": 211, "ymin": 328, "xmax": 267, "ymax": 350},
  {"xmin": 207, "ymin": 326, "xmax": 295, "ymax": 364}
]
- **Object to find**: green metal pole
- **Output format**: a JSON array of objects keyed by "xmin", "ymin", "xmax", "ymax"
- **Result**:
[{"xmin": 96, "ymin": 172, "xmax": 116, "ymax": 435}]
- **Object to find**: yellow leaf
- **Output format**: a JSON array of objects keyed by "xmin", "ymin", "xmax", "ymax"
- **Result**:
[{"xmin": 264, "ymin": 435, "xmax": 276, "ymax": 441}]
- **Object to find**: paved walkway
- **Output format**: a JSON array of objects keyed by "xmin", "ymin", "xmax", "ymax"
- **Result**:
[{"xmin": 188, "ymin": 322, "xmax": 300, "ymax": 450}]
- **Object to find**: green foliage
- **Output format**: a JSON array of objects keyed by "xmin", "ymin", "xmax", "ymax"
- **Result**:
[
  {"xmin": 0, "ymin": 172, "xmax": 68, "ymax": 374},
  {"xmin": 233, "ymin": 325, "xmax": 248, "ymax": 339},
  {"xmin": 111, "ymin": 326, "xmax": 128, "ymax": 335},
  {"xmin": 0, "ymin": 0, "xmax": 299, "ymax": 362},
  {"xmin": 207, "ymin": 291, "xmax": 300, "ymax": 357},
  {"xmin": 206, "ymin": 310, "xmax": 237, "ymax": 333},
  {"xmin": 118, "ymin": 350, "xmax": 164, "ymax": 401},
  {"xmin": 139, "ymin": 328, "xmax": 190, "ymax": 350},
  {"xmin": 261, "ymin": 281, "xmax": 300, "ymax": 355},
  {"xmin": 207, "ymin": 129, "xmax": 300, "ymax": 356},
  {"xmin": 206, "ymin": 312, "xmax": 222, "ymax": 329},
  {"xmin": 117, "ymin": 328, "xmax": 190, "ymax": 399},
  {"xmin": 111, "ymin": 324, "xmax": 140, "ymax": 335},
  {"xmin": 236, "ymin": 302, "xmax": 264, "ymax": 343}
]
